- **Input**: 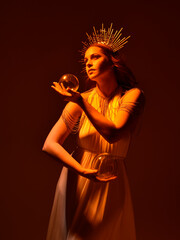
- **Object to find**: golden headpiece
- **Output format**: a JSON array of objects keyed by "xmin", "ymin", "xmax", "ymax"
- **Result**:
[{"xmin": 81, "ymin": 23, "xmax": 130, "ymax": 55}]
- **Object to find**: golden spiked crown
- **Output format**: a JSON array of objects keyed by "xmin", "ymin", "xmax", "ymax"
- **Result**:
[{"xmin": 81, "ymin": 23, "xmax": 130, "ymax": 55}]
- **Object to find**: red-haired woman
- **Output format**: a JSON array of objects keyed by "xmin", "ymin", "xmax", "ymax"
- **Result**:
[{"xmin": 43, "ymin": 25, "xmax": 144, "ymax": 240}]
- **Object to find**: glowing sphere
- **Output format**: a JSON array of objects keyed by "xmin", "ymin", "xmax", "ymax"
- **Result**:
[
  {"xmin": 58, "ymin": 74, "xmax": 79, "ymax": 91},
  {"xmin": 91, "ymin": 153, "xmax": 119, "ymax": 179}
]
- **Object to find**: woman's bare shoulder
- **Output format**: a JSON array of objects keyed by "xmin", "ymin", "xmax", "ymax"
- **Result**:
[
  {"xmin": 125, "ymin": 87, "xmax": 142, "ymax": 95},
  {"xmin": 122, "ymin": 88, "xmax": 144, "ymax": 101}
]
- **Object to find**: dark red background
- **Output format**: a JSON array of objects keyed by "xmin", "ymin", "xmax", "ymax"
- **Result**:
[{"xmin": 1, "ymin": 1, "xmax": 179, "ymax": 239}]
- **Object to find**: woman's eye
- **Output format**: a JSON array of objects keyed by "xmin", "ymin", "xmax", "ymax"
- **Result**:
[
  {"xmin": 84, "ymin": 55, "xmax": 100, "ymax": 65},
  {"xmin": 93, "ymin": 55, "xmax": 100, "ymax": 60}
]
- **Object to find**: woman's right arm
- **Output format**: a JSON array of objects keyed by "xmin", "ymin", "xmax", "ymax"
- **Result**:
[{"xmin": 42, "ymin": 102, "xmax": 97, "ymax": 178}]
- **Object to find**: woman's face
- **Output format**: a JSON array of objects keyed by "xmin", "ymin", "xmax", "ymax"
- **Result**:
[{"xmin": 84, "ymin": 46, "xmax": 113, "ymax": 80}]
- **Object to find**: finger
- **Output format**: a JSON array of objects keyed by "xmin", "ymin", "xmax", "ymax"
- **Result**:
[
  {"xmin": 51, "ymin": 85, "xmax": 60, "ymax": 92},
  {"xmin": 51, "ymin": 85, "xmax": 58, "ymax": 91},
  {"xmin": 60, "ymin": 83, "xmax": 66, "ymax": 91},
  {"xmin": 53, "ymin": 82, "xmax": 59, "ymax": 87},
  {"xmin": 51, "ymin": 85, "xmax": 64, "ymax": 95},
  {"xmin": 52, "ymin": 83, "xmax": 60, "ymax": 91},
  {"xmin": 54, "ymin": 82, "xmax": 62, "ymax": 92},
  {"xmin": 51, "ymin": 82, "xmax": 55, "ymax": 87}
]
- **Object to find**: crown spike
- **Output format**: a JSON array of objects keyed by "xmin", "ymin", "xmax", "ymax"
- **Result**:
[
  {"xmin": 112, "ymin": 29, "xmax": 123, "ymax": 44},
  {"xmin": 107, "ymin": 25, "xmax": 114, "ymax": 44},
  {"xmin": 93, "ymin": 26, "xmax": 98, "ymax": 41},
  {"xmin": 81, "ymin": 23, "xmax": 130, "ymax": 55},
  {"xmin": 113, "ymin": 28, "xmax": 123, "ymax": 39},
  {"xmin": 102, "ymin": 23, "xmax": 104, "ymax": 31},
  {"xmin": 113, "ymin": 37, "xmax": 126, "ymax": 46}
]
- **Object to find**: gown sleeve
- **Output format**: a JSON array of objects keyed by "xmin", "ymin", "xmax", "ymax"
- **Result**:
[
  {"xmin": 61, "ymin": 89, "xmax": 93, "ymax": 134},
  {"xmin": 119, "ymin": 88, "xmax": 145, "ymax": 116},
  {"xmin": 61, "ymin": 107, "xmax": 81, "ymax": 134}
]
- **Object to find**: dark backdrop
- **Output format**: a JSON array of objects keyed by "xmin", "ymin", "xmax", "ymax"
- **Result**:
[{"xmin": 1, "ymin": 1, "xmax": 179, "ymax": 240}]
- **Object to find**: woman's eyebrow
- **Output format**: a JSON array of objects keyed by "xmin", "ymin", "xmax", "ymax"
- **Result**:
[{"xmin": 91, "ymin": 53, "xmax": 100, "ymax": 57}]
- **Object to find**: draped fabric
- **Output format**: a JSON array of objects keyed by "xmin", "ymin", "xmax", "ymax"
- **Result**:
[{"xmin": 46, "ymin": 87, "xmax": 143, "ymax": 240}]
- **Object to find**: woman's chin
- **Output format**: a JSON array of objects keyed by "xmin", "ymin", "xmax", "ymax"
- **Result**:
[{"xmin": 88, "ymin": 74, "xmax": 99, "ymax": 81}]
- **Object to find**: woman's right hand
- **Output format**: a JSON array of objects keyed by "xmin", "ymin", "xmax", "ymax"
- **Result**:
[{"xmin": 51, "ymin": 82, "xmax": 82, "ymax": 103}]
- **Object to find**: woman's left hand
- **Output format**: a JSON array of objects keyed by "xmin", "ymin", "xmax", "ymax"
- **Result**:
[
  {"xmin": 51, "ymin": 82, "xmax": 82, "ymax": 103},
  {"xmin": 81, "ymin": 167, "xmax": 117, "ymax": 182}
]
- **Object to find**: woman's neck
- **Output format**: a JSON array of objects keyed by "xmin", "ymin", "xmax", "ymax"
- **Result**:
[{"xmin": 96, "ymin": 71, "xmax": 119, "ymax": 98}]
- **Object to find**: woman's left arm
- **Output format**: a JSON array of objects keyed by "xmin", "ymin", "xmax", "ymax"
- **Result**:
[{"xmin": 78, "ymin": 88, "xmax": 143, "ymax": 143}]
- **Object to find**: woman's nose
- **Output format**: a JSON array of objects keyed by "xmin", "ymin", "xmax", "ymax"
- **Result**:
[{"xmin": 86, "ymin": 60, "xmax": 93, "ymax": 68}]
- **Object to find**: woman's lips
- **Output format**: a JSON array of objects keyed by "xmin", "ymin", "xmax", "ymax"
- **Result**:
[{"xmin": 88, "ymin": 69, "xmax": 95, "ymax": 74}]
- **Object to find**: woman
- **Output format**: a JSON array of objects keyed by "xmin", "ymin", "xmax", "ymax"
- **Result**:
[{"xmin": 43, "ymin": 24, "xmax": 144, "ymax": 240}]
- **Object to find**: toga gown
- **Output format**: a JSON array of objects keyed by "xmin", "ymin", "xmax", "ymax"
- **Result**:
[{"xmin": 46, "ymin": 86, "xmax": 143, "ymax": 240}]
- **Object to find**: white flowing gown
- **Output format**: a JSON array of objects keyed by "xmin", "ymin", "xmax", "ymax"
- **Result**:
[{"xmin": 46, "ymin": 86, "xmax": 143, "ymax": 240}]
